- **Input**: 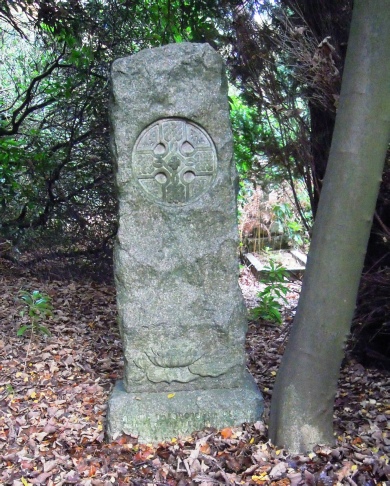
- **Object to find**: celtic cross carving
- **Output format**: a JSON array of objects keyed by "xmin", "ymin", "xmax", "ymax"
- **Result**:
[{"xmin": 132, "ymin": 118, "xmax": 217, "ymax": 206}]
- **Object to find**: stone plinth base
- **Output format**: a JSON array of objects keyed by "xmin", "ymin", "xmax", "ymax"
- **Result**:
[{"xmin": 106, "ymin": 376, "xmax": 263, "ymax": 443}]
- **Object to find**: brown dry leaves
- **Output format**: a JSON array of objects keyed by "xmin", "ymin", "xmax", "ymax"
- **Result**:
[{"xmin": 0, "ymin": 259, "xmax": 389, "ymax": 485}]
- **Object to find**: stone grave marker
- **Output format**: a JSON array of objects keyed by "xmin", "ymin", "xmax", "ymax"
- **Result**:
[{"xmin": 106, "ymin": 42, "xmax": 263, "ymax": 442}]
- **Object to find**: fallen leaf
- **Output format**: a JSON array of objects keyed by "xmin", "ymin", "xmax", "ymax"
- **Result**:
[
  {"xmin": 200, "ymin": 443, "xmax": 211, "ymax": 454},
  {"xmin": 270, "ymin": 462, "xmax": 287, "ymax": 479},
  {"xmin": 220, "ymin": 427, "xmax": 233, "ymax": 439}
]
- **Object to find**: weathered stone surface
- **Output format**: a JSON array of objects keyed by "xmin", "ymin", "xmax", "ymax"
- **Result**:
[
  {"xmin": 106, "ymin": 42, "xmax": 263, "ymax": 442},
  {"xmin": 107, "ymin": 379, "xmax": 263, "ymax": 443}
]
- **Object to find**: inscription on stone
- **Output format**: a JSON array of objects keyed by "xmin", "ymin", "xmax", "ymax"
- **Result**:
[{"xmin": 133, "ymin": 118, "xmax": 217, "ymax": 205}]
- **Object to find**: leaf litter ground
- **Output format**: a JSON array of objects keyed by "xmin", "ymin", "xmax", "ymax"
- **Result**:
[{"xmin": 0, "ymin": 259, "xmax": 389, "ymax": 485}]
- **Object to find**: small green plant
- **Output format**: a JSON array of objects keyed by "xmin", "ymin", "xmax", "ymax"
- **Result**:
[
  {"xmin": 273, "ymin": 202, "xmax": 305, "ymax": 248},
  {"xmin": 17, "ymin": 290, "xmax": 53, "ymax": 336},
  {"xmin": 251, "ymin": 260, "xmax": 289, "ymax": 324}
]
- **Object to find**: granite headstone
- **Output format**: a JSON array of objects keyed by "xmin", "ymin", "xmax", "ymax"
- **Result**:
[{"xmin": 106, "ymin": 42, "xmax": 263, "ymax": 442}]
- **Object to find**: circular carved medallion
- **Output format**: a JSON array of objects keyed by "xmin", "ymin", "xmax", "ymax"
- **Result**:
[{"xmin": 132, "ymin": 118, "xmax": 217, "ymax": 206}]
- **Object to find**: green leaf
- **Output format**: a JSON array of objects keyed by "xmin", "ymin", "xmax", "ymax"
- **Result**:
[
  {"xmin": 37, "ymin": 325, "xmax": 51, "ymax": 336},
  {"xmin": 17, "ymin": 325, "xmax": 30, "ymax": 336},
  {"xmin": 20, "ymin": 295, "xmax": 33, "ymax": 304}
]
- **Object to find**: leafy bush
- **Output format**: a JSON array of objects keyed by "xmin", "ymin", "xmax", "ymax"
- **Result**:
[
  {"xmin": 18, "ymin": 290, "xmax": 53, "ymax": 336},
  {"xmin": 250, "ymin": 260, "xmax": 289, "ymax": 324}
]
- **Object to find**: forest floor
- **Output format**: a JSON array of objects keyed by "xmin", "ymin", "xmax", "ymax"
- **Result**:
[{"xmin": 0, "ymin": 257, "xmax": 389, "ymax": 486}]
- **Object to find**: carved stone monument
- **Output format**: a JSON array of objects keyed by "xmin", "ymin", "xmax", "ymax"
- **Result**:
[{"xmin": 106, "ymin": 43, "xmax": 263, "ymax": 442}]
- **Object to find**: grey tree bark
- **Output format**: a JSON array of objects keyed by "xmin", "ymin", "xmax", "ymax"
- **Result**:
[{"xmin": 268, "ymin": 0, "xmax": 390, "ymax": 453}]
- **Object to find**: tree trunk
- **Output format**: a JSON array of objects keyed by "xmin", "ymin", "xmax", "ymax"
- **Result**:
[
  {"xmin": 308, "ymin": 102, "xmax": 335, "ymax": 216},
  {"xmin": 268, "ymin": 0, "xmax": 390, "ymax": 453}
]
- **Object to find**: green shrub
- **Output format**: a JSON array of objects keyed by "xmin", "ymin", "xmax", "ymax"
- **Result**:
[
  {"xmin": 17, "ymin": 290, "xmax": 53, "ymax": 336},
  {"xmin": 251, "ymin": 260, "xmax": 289, "ymax": 324}
]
